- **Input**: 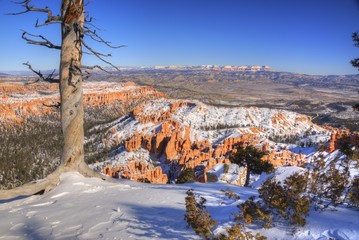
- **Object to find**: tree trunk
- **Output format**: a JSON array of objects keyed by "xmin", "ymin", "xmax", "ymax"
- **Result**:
[
  {"xmin": 59, "ymin": 0, "xmax": 84, "ymax": 169},
  {"xmin": 59, "ymin": 0, "xmax": 100, "ymax": 177},
  {"xmin": 244, "ymin": 166, "xmax": 250, "ymax": 187}
]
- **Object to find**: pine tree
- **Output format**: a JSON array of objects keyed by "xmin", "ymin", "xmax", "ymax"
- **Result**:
[
  {"xmin": 230, "ymin": 145, "xmax": 273, "ymax": 186},
  {"xmin": 348, "ymin": 177, "xmax": 359, "ymax": 207}
]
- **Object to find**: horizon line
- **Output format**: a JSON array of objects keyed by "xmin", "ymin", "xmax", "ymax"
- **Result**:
[{"xmin": 1, "ymin": 64, "xmax": 358, "ymax": 76}]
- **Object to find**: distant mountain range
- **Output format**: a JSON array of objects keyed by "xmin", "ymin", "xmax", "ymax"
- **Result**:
[
  {"xmin": 123, "ymin": 65, "xmax": 274, "ymax": 72},
  {"xmin": 2, "ymin": 65, "xmax": 359, "ymax": 77},
  {"xmin": 3, "ymin": 65, "xmax": 273, "ymax": 75}
]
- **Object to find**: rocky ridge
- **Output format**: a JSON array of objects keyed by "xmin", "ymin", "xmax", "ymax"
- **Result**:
[
  {"xmin": 0, "ymin": 81, "xmax": 166, "ymax": 127},
  {"xmin": 96, "ymin": 98, "xmax": 335, "ymax": 185}
]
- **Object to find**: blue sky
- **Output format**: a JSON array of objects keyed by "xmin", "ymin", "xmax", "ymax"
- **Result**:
[{"xmin": 0, "ymin": 0, "xmax": 359, "ymax": 75}]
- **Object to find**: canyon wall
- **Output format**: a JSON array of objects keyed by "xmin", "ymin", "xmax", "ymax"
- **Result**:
[
  {"xmin": 100, "ymin": 99, "xmax": 327, "ymax": 185},
  {"xmin": 0, "ymin": 81, "xmax": 166, "ymax": 127}
]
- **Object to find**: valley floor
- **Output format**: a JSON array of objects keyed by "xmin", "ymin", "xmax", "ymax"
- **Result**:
[{"xmin": 0, "ymin": 172, "xmax": 358, "ymax": 240}]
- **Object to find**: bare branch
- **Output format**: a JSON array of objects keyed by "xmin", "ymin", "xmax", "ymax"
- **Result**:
[
  {"xmin": 35, "ymin": 17, "xmax": 61, "ymax": 28},
  {"xmin": 84, "ymin": 16, "xmax": 93, "ymax": 23},
  {"xmin": 12, "ymin": 0, "xmax": 121, "ymax": 77},
  {"xmin": 8, "ymin": 0, "xmax": 62, "ymax": 27},
  {"xmin": 84, "ymin": 26, "xmax": 127, "ymax": 49},
  {"xmin": 84, "ymin": 20, "xmax": 103, "ymax": 31},
  {"xmin": 82, "ymin": 41, "xmax": 120, "ymax": 71},
  {"xmin": 81, "ymin": 64, "xmax": 113, "ymax": 74},
  {"xmin": 82, "ymin": 70, "xmax": 90, "ymax": 80},
  {"xmin": 22, "ymin": 31, "xmax": 61, "ymax": 49},
  {"xmin": 23, "ymin": 62, "xmax": 59, "ymax": 83}
]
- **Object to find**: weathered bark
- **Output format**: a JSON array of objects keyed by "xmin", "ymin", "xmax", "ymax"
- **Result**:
[
  {"xmin": 59, "ymin": 0, "xmax": 85, "ymax": 168},
  {"xmin": 59, "ymin": 0, "xmax": 98, "ymax": 177}
]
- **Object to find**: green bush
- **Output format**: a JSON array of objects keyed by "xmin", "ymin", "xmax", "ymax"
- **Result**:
[
  {"xmin": 184, "ymin": 189, "xmax": 217, "ymax": 239},
  {"xmin": 177, "ymin": 168, "xmax": 194, "ymax": 183},
  {"xmin": 184, "ymin": 189, "xmax": 268, "ymax": 240},
  {"xmin": 220, "ymin": 187, "xmax": 240, "ymax": 200},
  {"xmin": 259, "ymin": 173, "xmax": 310, "ymax": 226},
  {"xmin": 235, "ymin": 196, "xmax": 272, "ymax": 228},
  {"xmin": 217, "ymin": 224, "xmax": 267, "ymax": 240}
]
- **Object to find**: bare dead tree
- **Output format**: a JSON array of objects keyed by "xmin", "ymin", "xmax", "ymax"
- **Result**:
[{"xmin": 0, "ymin": 0, "xmax": 122, "ymax": 200}]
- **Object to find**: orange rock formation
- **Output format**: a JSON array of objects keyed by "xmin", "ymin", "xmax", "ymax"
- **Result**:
[
  {"xmin": 326, "ymin": 128, "xmax": 359, "ymax": 153},
  {"xmin": 262, "ymin": 150, "xmax": 306, "ymax": 167},
  {"xmin": 107, "ymin": 113, "xmax": 307, "ymax": 184},
  {"xmin": 0, "ymin": 81, "xmax": 166, "ymax": 127},
  {"xmin": 102, "ymin": 161, "xmax": 168, "ymax": 184}
]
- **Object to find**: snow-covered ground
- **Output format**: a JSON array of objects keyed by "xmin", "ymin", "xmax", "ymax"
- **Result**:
[
  {"xmin": 1, "ymin": 170, "xmax": 358, "ymax": 240},
  {"xmin": 0, "ymin": 173, "xmax": 197, "ymax": 240}
]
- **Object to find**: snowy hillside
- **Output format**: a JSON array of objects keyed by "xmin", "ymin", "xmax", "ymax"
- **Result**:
[
  {"xmin": 94, "ymin": 98, "xmax": 331, "ymax": 183},
  {"xmin": 103, "ymin": 98, "xmax": 328, "ymax": 146},
  {"xmin": 105, "ymin": 98, "xmax": 331, "ymax": 149},
  {"xmin": 1, "ymin": 170, "xmax": 358, "ymax": 239},
  {"xmin": 132, "ymin": 98, "xmax": 326, "ymax": 137}
]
